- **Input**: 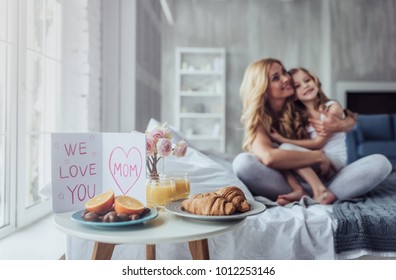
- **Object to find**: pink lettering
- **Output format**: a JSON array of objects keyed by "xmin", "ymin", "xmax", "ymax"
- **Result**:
[
  {"xmin": 59, "ymin": 163, "xmax": 97, "ymax": 179},
  {"xmin": 64, "ymin": 143, "xmax": 77, "ymax": 156},
  {"xmin": 113, "ymin": 163, "xmax": 138, "ymax": 177},
  {"xmin": 79, "ymin": 142, "xmax": 87, "ymax": 155},
  {"xmin": 67, "ymin": 183, "xmax": 96, "ymax": 204},
  {"xmin": 64, "ymin": 141, "xmax": 88, "ymax": 156}
]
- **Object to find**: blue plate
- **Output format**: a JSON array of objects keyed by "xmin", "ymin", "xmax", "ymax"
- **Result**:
[{"xmin": 71, "ymin": 208, "xmax": 158, "ymax": 227}]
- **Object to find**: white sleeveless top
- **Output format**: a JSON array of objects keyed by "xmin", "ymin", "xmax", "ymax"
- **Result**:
[{"xmin": 306, "ymin": 100, "xmax": 347, "ymax": 171}]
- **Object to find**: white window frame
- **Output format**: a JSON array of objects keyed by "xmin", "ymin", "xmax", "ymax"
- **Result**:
[{"xmin": 0, "ymin": 0, "xmax": 18, "ymax": 239}]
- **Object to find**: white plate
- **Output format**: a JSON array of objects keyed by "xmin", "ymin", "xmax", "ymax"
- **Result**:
[{"xmin": 165, "ymin": 200, "xmax": 266, "ymax": 222}]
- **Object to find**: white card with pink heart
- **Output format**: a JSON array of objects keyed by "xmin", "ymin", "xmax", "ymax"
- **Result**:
[{"xmin": 51, "ymin": 132, "xmax": 146, "ymax": 213}]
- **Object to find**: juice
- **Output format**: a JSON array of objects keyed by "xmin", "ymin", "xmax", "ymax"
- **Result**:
[
  {"xmin": 174, "ymin": 177, "xmax": 191, "ymax": 200},
  {"xmin": 146, "ymin": 178, "xmax": 176, "ymax": 208}
]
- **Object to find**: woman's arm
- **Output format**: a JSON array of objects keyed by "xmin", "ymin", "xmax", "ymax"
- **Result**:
[
  {"xmin": 251, "ymin": 126, "xmax": 331, "ymax": 170},
  {"xmin": 309, "ymin": 103, "xmax": 356, "ymax": 136}
]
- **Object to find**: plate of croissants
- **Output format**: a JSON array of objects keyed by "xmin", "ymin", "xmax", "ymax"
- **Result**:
[{"xmin": 165, "ymin": 186, "xmax": 266, "ymax": 221}]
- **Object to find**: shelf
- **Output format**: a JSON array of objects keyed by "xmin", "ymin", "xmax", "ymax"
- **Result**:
[{"xmin": 175, "ymin": 47, "xmax": 226, "ymax": 152}]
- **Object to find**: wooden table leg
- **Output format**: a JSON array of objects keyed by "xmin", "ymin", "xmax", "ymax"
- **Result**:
[
  {"xmin": 188, "ymin": 239, "xmax": 210, "ymax": 260},
  {"xmin": 146, "ymin": 244, "xmax": 156, "ymax": 260},
  {"xmin": 92, "ymin": 242, "xmax": 116, "ymax": 260}
]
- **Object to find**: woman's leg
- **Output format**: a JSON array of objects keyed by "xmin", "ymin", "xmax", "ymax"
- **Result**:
[
  {"xmin": 232, "ymin": 153, "xmax": 292, "ymax": 201},
  {"xmin": 328, "ymin": 154, "xmax": 393, "ymax": 199}
]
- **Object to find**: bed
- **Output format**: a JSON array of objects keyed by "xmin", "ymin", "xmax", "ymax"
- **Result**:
[{"xmin": 63, "ymin": 120, "xmax": 396, "ymax": 260}]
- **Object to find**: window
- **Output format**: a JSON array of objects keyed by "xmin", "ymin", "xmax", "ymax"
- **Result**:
[
  {"xmin": 0, "ymin": 0, "xmax": 15, "ymax": 235},
  {"xmin": 0, "ymin": 0, "xmax": 99, "ymax": 239}
]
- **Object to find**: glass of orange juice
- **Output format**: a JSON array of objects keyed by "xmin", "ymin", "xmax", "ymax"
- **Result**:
[
  {"xmin": 146, "ymin": 175, "xmax": 176, "ymax": 209},
  {"xmin": 169, "ymin": 172, "xmax": 190, "ymax": 201}
]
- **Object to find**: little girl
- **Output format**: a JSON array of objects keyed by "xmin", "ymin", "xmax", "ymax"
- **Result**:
[{"xmin": 271, "ymin": 67, "xmax": 354, "ymax": 205}]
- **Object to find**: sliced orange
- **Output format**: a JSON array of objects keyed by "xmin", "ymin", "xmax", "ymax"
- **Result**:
[
  {"xmin": 85, "ymin": 190, "xmax": 115, "ymax": 214},
  {"xmin": 114, "ymin": 195, "xmax": 144, "ymax": 215}
]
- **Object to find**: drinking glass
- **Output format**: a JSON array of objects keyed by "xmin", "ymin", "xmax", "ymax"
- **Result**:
[
  {"xmin": 146, "ymin": 175, "xmax": 176, "ymax": 209},
  {"xmin": 169, "ymin": 172, "xmax": 190, "ymax": 201}
]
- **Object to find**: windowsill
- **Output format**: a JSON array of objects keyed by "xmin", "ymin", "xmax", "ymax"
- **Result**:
[{"xmin": 0, "ymin": 214, "xmax": 66, "ymax": 260}]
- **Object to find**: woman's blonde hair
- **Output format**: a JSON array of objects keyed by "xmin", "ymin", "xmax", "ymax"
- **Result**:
[{"xmin": 240, "ymin": 58, "xmax": 299, "ymax": 151}]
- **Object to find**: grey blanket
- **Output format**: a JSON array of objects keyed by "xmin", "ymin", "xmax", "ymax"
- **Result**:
[{"xmin": 333, "ymin": 171, "xmax": 396, "ymax": 253}]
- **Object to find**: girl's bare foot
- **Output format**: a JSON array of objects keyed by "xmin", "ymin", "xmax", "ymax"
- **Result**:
[
  {"xmin": 314, "ymin": 190, "xmax": 336, "ymax": 205},
  {"xmin": 277, "ymin": 189, "xmax": 307, "ymax": 205},
  {"xmin": 276, "ymin": 197, "xmax": 291, "ymax": 206}
]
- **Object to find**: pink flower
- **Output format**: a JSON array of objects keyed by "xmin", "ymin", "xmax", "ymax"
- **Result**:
[
  {"xmin": 145, "ymin": 122, "xmax": 188, "ymax": 179},
  {"xmin": 146, "ymin": 136, "xmax": 156, "ymax": 157},
  {"xmin": 163, "ymin": 127, "xmax": 173, "ymax": 139},
  {"xmin": 156, "ymin": 138, "xmax": 172, "ymax": 157},
  {"xmin": 148, "ymin": 128, "xmax": 166, "ymax": 143},
  {"xmin": 173, "ymin": 140, "xmax": 188, "ymax": 157}
]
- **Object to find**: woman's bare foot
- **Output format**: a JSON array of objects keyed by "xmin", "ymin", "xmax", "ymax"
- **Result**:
[
  {"xmin": 314, "ymin": 190, "xmax": 336, "ymax": 205},
  {"xmin": 276, "ymin": 189, "xmax": 307, "ymax": 205}
]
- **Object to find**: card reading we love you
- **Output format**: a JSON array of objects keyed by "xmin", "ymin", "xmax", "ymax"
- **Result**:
[{"xmin": 51, "ymin": 132, "xmax": 146, "ymax": 213}]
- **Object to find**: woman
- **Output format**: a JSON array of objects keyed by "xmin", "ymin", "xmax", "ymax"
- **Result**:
[{"xmin": 232, "ymin": 58, "xmax": 392, "ymax": 202}]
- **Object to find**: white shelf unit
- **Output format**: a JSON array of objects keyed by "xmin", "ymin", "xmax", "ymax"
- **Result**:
[{"xmin": 175, "ymin": 47, "xmax": 226, "ymax": 152}]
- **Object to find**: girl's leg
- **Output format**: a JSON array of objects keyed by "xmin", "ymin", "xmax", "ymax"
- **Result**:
[
  {"xmin": 278, "ymin": 143, "xmax": 336, "ymax": 204},
  {"xmin": 328, "ymin": 154, "xmax": 392, "ymax": 199},
  {"xmin": 232, "ymin": 153, "xmax": 293, "ymax": 201},
  {"xmin": 294, "ymin": 167, "xmax": 336, "ymax": 204},
  {"xmin": 277, "ymin": 171, "xmax": 308, "ymax": 205}
]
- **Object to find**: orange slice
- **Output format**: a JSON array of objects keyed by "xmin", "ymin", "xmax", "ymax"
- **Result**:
[
  {"xmin": 85, "ymin": 190, "xmax": 115, "ymax": 214},
  {"xmin": 114, "ymin": 195, "xmax": 144, "ymax": 215}
]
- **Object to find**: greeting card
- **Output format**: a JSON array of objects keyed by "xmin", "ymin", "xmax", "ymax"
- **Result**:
[{"xmin": 51, "ymin": 132, "xmax": 146, "ymax": 213}]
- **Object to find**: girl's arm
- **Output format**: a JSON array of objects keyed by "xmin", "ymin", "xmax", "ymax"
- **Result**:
[
  {"xmin": 251, "ymin": 125, "xmax": 331, "ymax": 170},
  {"xmin": 269, "ymin": 102, "xmax": 346, "ymax": 149},
  {"xmin": 270, "ymin": 131, "xmax": 329, "ymax": 150}
]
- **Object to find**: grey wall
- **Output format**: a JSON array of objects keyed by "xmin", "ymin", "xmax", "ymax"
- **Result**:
[
  {"xmin": 331, "ymin": 0, "xmax": 396, "ymax": 82},
  {"xmin": 160, "ymin": 0, "xmax": 396, "ymax": 156}
]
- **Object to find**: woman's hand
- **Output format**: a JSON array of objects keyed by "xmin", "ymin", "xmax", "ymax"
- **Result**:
[
  {"xmin": 308, "ymin": 112, "xmax": 340, "ymax": 137},
  {"xmin": 309, "ymin": 105, "xmax": 356, "ymax": 137},
  {"xmin": 269, "ymin": 129, "xmax": 285, "ymax": 144}
]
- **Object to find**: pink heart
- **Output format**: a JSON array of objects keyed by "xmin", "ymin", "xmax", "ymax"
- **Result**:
[{"xmin": 108, "ymin": 146, "xmax": 143, "ymax": 195}]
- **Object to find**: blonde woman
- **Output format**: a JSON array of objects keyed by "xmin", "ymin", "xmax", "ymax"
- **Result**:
[{"xmin": 232, "ymin": 58, "xmax": 392, "ymax": 203}]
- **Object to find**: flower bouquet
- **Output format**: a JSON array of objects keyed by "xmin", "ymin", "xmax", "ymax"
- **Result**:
[{"xmin": 145, "ymin": 123, "xmax": 188, "ymax": 180}]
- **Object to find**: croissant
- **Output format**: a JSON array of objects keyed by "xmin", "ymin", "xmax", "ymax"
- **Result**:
[
  {"xmin": 215, "ymin": 186, "xmax": 251, "ymax": 213},
  {"xmin": 181, "ymin": 192, "xmax": 236, "ymax": 216}
]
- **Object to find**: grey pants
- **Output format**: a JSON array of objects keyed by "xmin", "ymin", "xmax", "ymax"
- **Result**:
[{"xmin": 232, "ymin": 152, "xmax": 393, "ymax": 201}]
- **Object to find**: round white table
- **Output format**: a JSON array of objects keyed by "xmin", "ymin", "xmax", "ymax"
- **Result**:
[{"xmin": 53, "ymin": 210, "xmax": 246, "ymax": 260}]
